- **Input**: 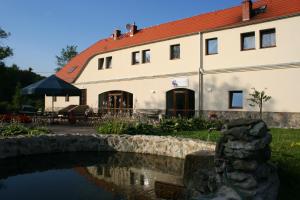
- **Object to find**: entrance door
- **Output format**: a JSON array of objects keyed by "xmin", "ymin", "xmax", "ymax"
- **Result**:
[
  {"xmin": 98, "ymin": 91, "xmax": 133, "ymax": 115},
  {"xmin": 108, "ymin": 92, "xmax": 122, "ymax": 114},
  {"xmin": 166, "ymin": 89, "xmax": 195, "ymax": 117}
]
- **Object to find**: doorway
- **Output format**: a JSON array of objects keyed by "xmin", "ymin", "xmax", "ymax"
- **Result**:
[
  {"xmin": 166, "ymin": 89, "xmax": 195, "ymax": 117},
  {"xmin": 98, "ymin": 91, "xmax": 133, "ymax": 115}
]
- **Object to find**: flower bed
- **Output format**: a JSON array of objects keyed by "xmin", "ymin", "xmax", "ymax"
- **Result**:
[{"xmin": 0, "ymin": 114, "xmax": 32, "ymax": 123}]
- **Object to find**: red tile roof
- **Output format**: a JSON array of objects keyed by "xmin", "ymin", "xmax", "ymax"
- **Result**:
[{"xmin": 56, "ymin": 0, "xmax": 300, "ymax": 83}]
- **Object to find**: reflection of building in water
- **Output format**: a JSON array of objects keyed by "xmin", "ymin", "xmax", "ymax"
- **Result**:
[{"xmin": 76, "ymin": 164, "xmax": 184, "ymax": 200}]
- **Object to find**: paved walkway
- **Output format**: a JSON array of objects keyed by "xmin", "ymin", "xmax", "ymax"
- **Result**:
[{"xmin": 48, "ymin": 125, "xmax": 97, "ymax": 135}]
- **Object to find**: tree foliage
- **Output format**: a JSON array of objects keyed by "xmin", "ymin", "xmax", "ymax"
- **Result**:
[
  {"xmin": 0, "ymin": 27, "xmax": 13, "ymax": 61},
  {"xmin": 0, "ymin": 27, "xmax": 43, "ymax": 113},
  {"xmin": 248, "ymin": 88, "xmax": 271, "ymax": 119},
  {"xmin": 55, "ymin": 45, "xmax": 78, "ymax": 72},
  {"xmin": 0, "ymin": 64, "xmax": 44, "ymax": 113}
]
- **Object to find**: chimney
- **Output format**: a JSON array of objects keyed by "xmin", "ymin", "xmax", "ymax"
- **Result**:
[
  {"xmin": 130, "ymin": 23, "xmax": 137, "ymax": 37},
  {"xmin": 242, "ymin": 0, "xmax": 253, "ymax": 21},
  {"xmin": 113, "ymin": 29, "xmax": 121, "ymax": 40}
]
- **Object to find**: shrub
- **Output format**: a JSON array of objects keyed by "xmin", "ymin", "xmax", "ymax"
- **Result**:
[
  {"xmin": 97, "ymin": 119, "xmax": 132, "ymax": 135},
  {"xmin": 0, "ymin": 123, "xmax": 49, "ymax": 137},
  {"xmin": 96, "ymin": 117, "xmax": 224, "ymax": 135},
  {"xmin": 1, "ymin": 123, "xmax": 29, "ymax": 137}
]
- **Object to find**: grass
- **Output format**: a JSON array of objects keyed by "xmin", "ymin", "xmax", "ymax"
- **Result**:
[{"xmin": 159, "ymin": 128, "xmax": 300, "ymax": 200}]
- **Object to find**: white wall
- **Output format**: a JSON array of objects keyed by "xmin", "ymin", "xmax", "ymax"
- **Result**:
[
  {"xmin": 203, "ymin": 67, "xmax": 300, "ymax": 112},
  {"xmin": 45, "ymin": 95, "xmax": 80, "ymax": 112},
  {"xmin": 203, "ymin": 16, "xmax": 300, "ymax": 70}
]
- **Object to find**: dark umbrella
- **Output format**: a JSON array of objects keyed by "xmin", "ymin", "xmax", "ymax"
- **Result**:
[{"xmin": 21, "ymin": 75, "xmax": 81, "ymax": 112}]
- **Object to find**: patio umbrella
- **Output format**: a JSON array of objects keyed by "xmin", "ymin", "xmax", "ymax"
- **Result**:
[{"xmin": 21, "ymin": 74, "xmax": 81, "ymax": 112}]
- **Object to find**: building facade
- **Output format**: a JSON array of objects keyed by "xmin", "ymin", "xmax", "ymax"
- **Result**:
[{"xmin": 49, "ymin": 0, "xmax": 300, "ymax": 127}]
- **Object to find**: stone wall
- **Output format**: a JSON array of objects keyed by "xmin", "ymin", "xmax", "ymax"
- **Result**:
[
  {"xmin": 0, "ymin": 134, "xmax": 215, "ymax": 160},
  {"xmin": 183, "ymin": 119, "xmax": 280, "ymax": 200},
  {"xmin": 202, "ymin": 110, "xmax": 300, "ymax": 128}
]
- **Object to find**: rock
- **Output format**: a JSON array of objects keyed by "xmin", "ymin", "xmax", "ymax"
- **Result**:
[
  {"xmin": 225, "ymin": 119, "xmax": 262, "ymax": 129},
  {"xmin": 232, "ymin": 160, "xmax": 258, "ymax": 171},
  {"xmin": 225, "ymin": 133, "xmax": 271, "ymax": 151},
  {"xmin": 212, "ymin": 119, "xmax": 279, "ymax": 200},
  {"xmin": 249, "ymin": 122, "xmax": 268, "ymax": 138},
  {"xmin": 212, "ymin": 186, "xmax": 242, "ymax": 200}
]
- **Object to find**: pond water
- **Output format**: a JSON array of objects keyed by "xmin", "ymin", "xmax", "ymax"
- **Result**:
[{"xmin": 0, "ymin": 152, "xmax": 186, "ymax": 200}]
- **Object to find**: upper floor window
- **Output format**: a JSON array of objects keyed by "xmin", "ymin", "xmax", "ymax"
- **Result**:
[
  {"xmin": 53, "ymin": 96, "xmax": 57, "ymax": 102},
  {"xmin": 170, "ymin": 44, "xmax": 180, "ymax": 60},
  {"xmin": 241, "ymin": 32, "xmax": 255, "ymax": 50},
  {"xmin": 98, "ymin": 58, "xmax": 104, "ymax": 70},
  {"xmin": 142, "ymin": 49, "xmax": 151, "ymax": 63},
  {"xmin": 132, "ymin": 51, "xmax": 140, "ymax": 65},
  {"xmin": 106, "ymin": 56, "xmax": 112, "ymax": 69},
  {"xmin": 260, "ymin": 28, "xmax": 276, "ymax": 48},
  {"xmin": 206, "ymin": 38, "xmax": 218, "ymax": 55},
  {"xmin": 229, "ymin": 91, "xmax": 243, "ymax": 109}
]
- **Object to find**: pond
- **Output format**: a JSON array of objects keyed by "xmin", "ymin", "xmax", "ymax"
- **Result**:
[{"xmin": 0, "ymin": 152, "xmax": 187, "ymax": 200}]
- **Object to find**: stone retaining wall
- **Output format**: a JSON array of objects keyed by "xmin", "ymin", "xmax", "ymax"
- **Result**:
[{"xmin": 0, "ymin": 134, "xmax": 215, "ymax": 159}]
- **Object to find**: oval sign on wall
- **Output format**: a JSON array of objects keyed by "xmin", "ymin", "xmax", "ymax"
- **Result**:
[{"xmin": 172, "ymin": 77, "xmax": 189, "ymax": 88}]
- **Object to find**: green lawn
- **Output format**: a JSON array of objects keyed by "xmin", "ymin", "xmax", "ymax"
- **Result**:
[{"xmin": 157, "ymin": 128, "xmax": 300, "ymax": 200}]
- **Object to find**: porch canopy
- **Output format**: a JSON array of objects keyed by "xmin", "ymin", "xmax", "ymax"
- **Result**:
[{"xmin": 21, "ymin": 75, "xmax": 81, "ymax": 112}]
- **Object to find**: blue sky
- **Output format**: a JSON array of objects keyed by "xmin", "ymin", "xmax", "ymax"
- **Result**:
[{"xmin": 1, "ymin": 0, "xmax": 241, "ymax": 76}]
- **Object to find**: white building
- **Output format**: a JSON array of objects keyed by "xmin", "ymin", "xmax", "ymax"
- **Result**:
[{"xmin": 50, "ymin": 0, "xmax": 300, "ymax": 127}]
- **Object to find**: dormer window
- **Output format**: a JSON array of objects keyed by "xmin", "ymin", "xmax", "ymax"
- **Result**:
[{"xmin": 67, "ymin": 66, "xmax": 77, "ymax": 73}]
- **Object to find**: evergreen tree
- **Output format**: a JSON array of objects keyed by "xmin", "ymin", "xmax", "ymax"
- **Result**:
[{"xmin": 55, "ymin": 45, "xmax": 78, "ymax": 72}]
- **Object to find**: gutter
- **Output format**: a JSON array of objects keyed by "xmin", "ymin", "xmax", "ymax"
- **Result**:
[{"xmin": 199, "ymin": 32, "xmax": 204, "ymax": 117}]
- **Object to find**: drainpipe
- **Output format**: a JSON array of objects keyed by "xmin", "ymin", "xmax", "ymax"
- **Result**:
[{"xmin": 199, "ymin": 32, "xmax": 204, "ymax": 117}]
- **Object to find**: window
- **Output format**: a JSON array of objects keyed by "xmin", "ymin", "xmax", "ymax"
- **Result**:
[
  {"xmin": 206, "ymin": 38, "xmax": 218, "ymax": 55},
  {"xmin": 53, "ymin": 96, "xmax": 57, "ymax": 102},
  {"xmin": 241, "ymin": 32, "xmax": 255, "ymax": 50},
  {"xmin": 98, "ymin": 58, "xmax": 104, "ymax": 70},
  {"xmin": 260, "ymin": 28, "xmax": 276, "ymax": 48},
  {"xmin": 132, "ymin": 51, "xmax": 140, "ymax": 65},
  {"xmin": 170, "ymin": 44, "xmax": 180, "ymax": 59},
  {"xmin": 68, "ymin": 66, "xmax": 77, "ymax": 73},
  {"xmin": 65, "ymin": 94, "xmax": 69, "ymax": 102},
  {"xmin": 142, "ymin": 49, "xmax": 151, "ymax": 63},
  {"xmin": 229, "ymin": 91, "xmax": 243, "ymax": 109},
  {"xmin": 105, "ymin": 56, "xmax": 112, "ymax": 68}
]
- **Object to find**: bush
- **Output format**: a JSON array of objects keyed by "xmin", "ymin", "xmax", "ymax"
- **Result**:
[
  {"xmin": 0, "ymin": 123, "xmax": 49, "ymax": 137},
  {"xmin": 96, "ymin": 118, "xmax": 137, "ymax": 135},
  {"xmin": 96, "ymin": 117, "xmax": 224, "ymax": 135}
]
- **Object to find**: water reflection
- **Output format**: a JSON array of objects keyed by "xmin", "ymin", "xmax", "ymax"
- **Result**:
[
  {"xmin": 76, "ymin": 153, "xmax": 185, "ymax": 200},
  {"xmin": 0, "ymin": 152, "xmax": 186, "ymax": 200}
]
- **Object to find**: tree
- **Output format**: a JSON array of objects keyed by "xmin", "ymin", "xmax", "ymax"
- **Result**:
[
  {"xmin": 55, "ymin": 45, "xmax": 78, "ymax": 72},
  {"xmin": 0, "ymin": 27, "xmax": 13, "ymax": 61},
  {"xmin": 12, "ymin": 82, "xmax": 22, "ymax": 111},
  {"xmin": 248, "ymin": 88, "xmax": 271, "ymax": 119}
]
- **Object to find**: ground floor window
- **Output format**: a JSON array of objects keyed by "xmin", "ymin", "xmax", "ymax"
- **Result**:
[
  {"xmin": 166, "ymin": 88, "xmax": 195, "ymax": 118},
  {"xmin": 98, "ymin": 90, "xmax": 133, "ymax": 115},
  {"xmin": 229, "ymin": 90, "xmax": 243, "ymax": 109}
]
